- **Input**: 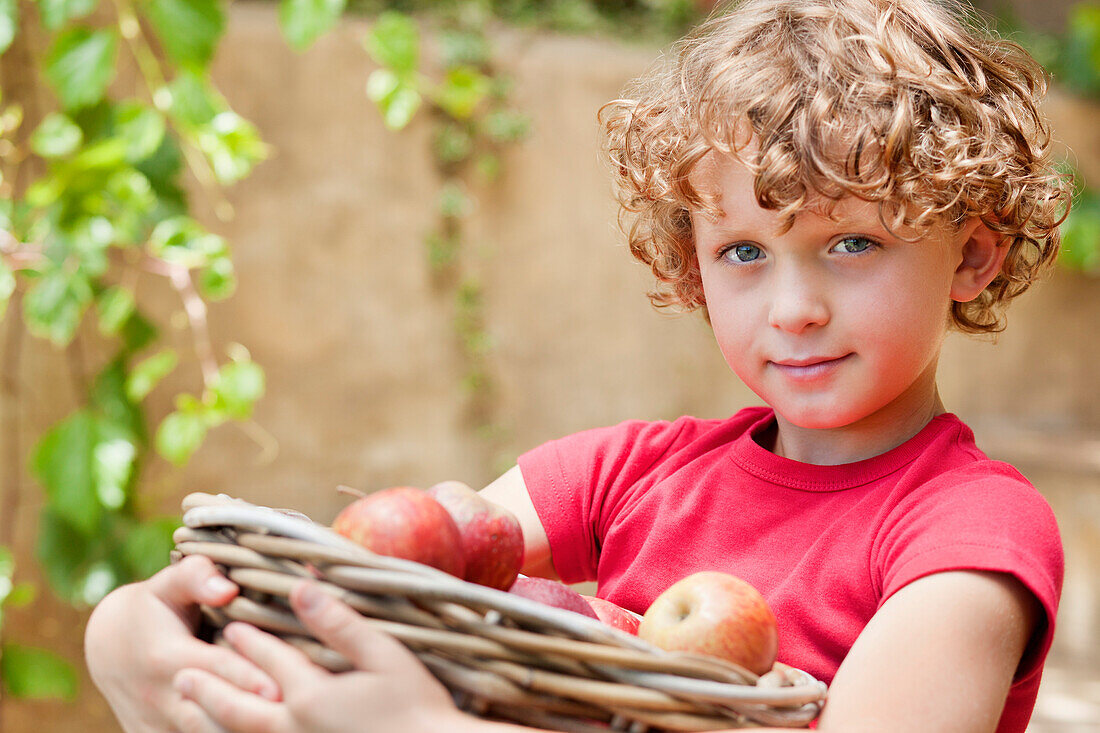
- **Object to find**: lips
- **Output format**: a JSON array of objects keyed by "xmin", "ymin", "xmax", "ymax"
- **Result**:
[
  {"xmin": 771, "ymin": 355, "xmax": 849, "ymax": 367},
  {"xmin": 768, "ymin": 353, "xmax": 852, "ymax": 381}
]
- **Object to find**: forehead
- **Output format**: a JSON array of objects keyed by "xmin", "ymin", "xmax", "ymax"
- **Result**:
[{"xmin": 688, "ymin": 151, "xmax": 884, "ymax": 234}]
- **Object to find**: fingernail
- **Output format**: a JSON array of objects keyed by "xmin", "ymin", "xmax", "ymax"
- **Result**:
[
  {"xmin": 258, "ymin": 683, "xmax": 281, "ymax": 701},
  {"xmin": 174, "ymin": 673, "xmax": 194, "ymax": 696},
  {"xmin": 204, "ymin": 576, "xmax": 235, "ymax": 597},
  {"xmin": 296, "ymin": 583, "xmax": 326, "ymax": 613},
  {"xmin": 223, "ymin": 622, "xmax": 242, "ymax": 643}
]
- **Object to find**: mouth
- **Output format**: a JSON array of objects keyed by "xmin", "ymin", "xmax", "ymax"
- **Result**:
[{"xmin": 769, "ymin": 353, "xmax": 852, "ymax": 379}]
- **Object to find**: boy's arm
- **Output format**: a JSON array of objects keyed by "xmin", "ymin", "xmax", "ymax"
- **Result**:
[
  {"xmin": 811, "ymin": 568, "xmax": 1039, "ymax": 732},
  {"xmin": 478, "ymin": 464, "xmax": 561, "ymax": 580}
]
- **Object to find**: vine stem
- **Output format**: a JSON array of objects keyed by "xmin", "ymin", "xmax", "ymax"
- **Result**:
[
  {"xmin": 159, "ymin": 258, "xmax": 219, "ymax": 388},
  {"xmin": 110, "ymin": 0, "xmax": 235, "ymax": 221}
]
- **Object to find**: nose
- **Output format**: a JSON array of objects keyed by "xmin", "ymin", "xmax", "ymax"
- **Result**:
[{"xmin": 767, "ymin": 265, "xmax": 830, "ymax": 334}]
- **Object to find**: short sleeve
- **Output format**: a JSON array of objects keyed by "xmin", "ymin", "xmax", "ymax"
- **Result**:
[
  {"xmin": 516, "ymin": 417, "xmax": 698, "ymax": 583},
  {"xmin": 873, "ymin": 461, "xmax": 1064, "ymax": 682}
]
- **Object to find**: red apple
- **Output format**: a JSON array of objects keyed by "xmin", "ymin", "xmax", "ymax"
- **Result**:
[
  {"xmin": 332, "ymin": 487, "xmax": 466, "ymax": 578},
  {"xmin": 582, "ymin": 595, "xmax": 641, "ymax": 635},
  {"xmin": 427, "ymin": 481, "xmax": 525, "ymax": 590},
  {"xmin": 508, "ymin": 577, "xmax": 599, "ymax": 620},
  {"xmin": 637, "ymin": 571, "xmax": 778, "ymax": 675}
]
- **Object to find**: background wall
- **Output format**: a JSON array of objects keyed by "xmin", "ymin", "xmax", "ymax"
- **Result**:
[{"xmin": 4, "ymin": 3, "xmax": 1100, "ymax": 729}]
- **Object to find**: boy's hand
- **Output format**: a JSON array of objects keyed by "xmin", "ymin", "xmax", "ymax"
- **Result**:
[
  {"xmin": 84, "ymin": 555, "xmax": 281, "ymax": 732},
  {"xmin": 169, "ymin": 581, "xmax": 462, "ymax": 733}
]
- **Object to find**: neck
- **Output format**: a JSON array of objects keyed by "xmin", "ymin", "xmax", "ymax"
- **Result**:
[{"xmin": 768, "ymin": 380, "xmax": 946, "ymax": 466}]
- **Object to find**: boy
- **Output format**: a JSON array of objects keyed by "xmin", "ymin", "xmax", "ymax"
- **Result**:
[{"xmin": 85, "ymin": 0, "xmax": 1068, "ymax": 730}]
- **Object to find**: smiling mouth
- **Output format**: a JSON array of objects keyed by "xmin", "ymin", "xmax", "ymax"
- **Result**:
[
  {"xmin": 771, "ymin": 354, "xmax": 850, "ymax": 368},
  {"xmin": 769, "ymin": 353, "xmax": 852, "ymax": 379}
]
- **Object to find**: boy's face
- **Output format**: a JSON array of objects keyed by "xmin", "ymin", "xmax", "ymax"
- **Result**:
[{"xmin": 690, "ymin": 153, "xmax": 964, "ymax": 432}]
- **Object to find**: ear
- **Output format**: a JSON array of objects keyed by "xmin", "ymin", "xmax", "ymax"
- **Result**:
[{"xmin": 950, "ymin": 219, "xmax": 1008, "ymax": 303}]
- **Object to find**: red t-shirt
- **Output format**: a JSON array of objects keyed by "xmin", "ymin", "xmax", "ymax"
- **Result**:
[{"xmin": 518, "ymin": 407, "xmax": 1063, "ymax": 733}]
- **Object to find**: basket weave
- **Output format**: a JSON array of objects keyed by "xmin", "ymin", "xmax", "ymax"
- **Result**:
[{"xmin": 172, "ymin": 492, "xmax": 827, "ymax": 732}]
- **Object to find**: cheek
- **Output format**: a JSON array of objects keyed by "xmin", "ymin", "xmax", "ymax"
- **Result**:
[{"xmin": 858, "ymin": 272, "xmax": 952, "ymax": 361}]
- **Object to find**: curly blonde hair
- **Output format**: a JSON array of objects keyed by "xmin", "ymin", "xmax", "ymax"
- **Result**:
[{"xmin": 600, "ymin": 0, "xmax": 1071, "ymax": 333}]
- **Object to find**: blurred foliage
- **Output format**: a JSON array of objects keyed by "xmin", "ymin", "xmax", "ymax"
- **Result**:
[
  {"xmin": 0, "ymin": 0, "xmax": 269, "ymax": 704},
  {"xmin": 994, "ymin": 1, "xmax": 1100, "ymax": 274},
  {"xmin": 349, "ymin": 0, "xmax": 706, "ymax": 42},
  {"xmin": 364, "ymin": 8, "xmax": 529, "ymax": 467}
]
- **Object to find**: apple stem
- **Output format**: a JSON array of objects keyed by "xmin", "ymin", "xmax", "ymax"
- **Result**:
[{"xmin": 336, "ymin": 485, "xmax": 368, "ymax": 500}]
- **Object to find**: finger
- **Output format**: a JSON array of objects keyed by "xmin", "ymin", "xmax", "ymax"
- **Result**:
[
  {"xmin": 190, "ymin": 639, "xmax": 282, "ymax": 702},
  {"xmin": 220, "ymin": 622, "xmax": 321, "ymax": 691},
  {"xmin": 289, "ymin": 581, "xmax": 424, "ymax": 675},
  {"xmin": 150, "ymin": 555, "xmax": 238, "ymax": 614},
  {"xmin": 168, "ymin": 698, "xmax": 229, "ymax": 733},
  {"xmin": 174, "ymin": 668, "xmax": 284, "ymax": 733}
]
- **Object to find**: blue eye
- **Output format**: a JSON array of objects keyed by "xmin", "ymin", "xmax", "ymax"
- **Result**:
[
  {"xmin": 832, "ymin": 236, "xmax": 875, "ymax": 254},
  {"xmin": 723, "ymin": 244, "xmax": 763, "ymax": 263}
]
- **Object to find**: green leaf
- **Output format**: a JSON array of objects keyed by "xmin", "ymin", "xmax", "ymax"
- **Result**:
[
  {"xmin": 35, "ymin": 507, "xmax": 90, "ymax": 601},
  {"xmin": 1060, "ymin": 189, "xmax": 1100, "ymax": 272},
  {"xmin": 278, "ymin": 0, "xmax": 345, "ymax": 51},
  {"xmin": 211, "ymin": 359, "xmax": 264, "ymax": 419},
  {"xmin": 1, "ymin": 644, "xmax": 79, "ymax": 700},
  {"xmin": 195, "ymin": 111, "xmax": 267, "ymax": 184},
  {"xmin": 67, "ymin": 217, "xmax": 114, "ymax": 278},
  {"xmin": 0, "ymin": 0, "xmax": 17, "ymax": 55},
  {"xmin": 437, "ymin": 179, "xmax": 472, "ymax": 219},
  {"xmin": 32, "ymin": 410, "xmax": 100, "ymax": 534},
  {"xmin": 155, "ymin": 410, "xmax": 208, "ymax": 465},
  {"xmin": 125, "ymin": 348, "xmax": 178, "ymax": 401},
  {"xmin": 22, "ymin": 267, "xmax": 93, "ymax": 345},
  {"xmin": 365, "ymin": 67, "xmax": 422, "ymax": 130},
  {"xmin": 0, "ymin": 258, "xmax": 14, "ymax": 319},
  {"xmin": 120, "ymin": 308, "xmax": 157, "ymax": 353},
  {"xmin": 483, "ymin": 109, "xmax": 529, "ymax": 143},
  {"xmin": 198, "ymin": 255, "xmax": 236, "ymax": 300},
  {"xmin": 115, "ymin": 102, "xmax": 167, "ymax": 163},
  {"xmin": 91, "ymin": 357, "xmax": 146, "ymax": 442},
  {"xmin": 32, "ymin": 402, "xmax": 137, "ymax": 523},
  {"xmin": 1061, "ymin": 4, "xmax": 1100, "ymax": 96},
  {"xmin": 96, "ymin": 286, "xmax": 136, "ymax": 335},
  {"xmin": 35, "ymin": 0, "xmax": 98, "ymax": 31},
  {"xmin": 364, "ymin": 11, "xmax": 418, "ymax": 74},
  {"xmin": 145, "ymin": 0, "xmax": 225, "ymax": 68},
  {"xmin": 148, "ymin": 216, "xmax": 226, "ymax": 267},
  {"xmin": 0, "ymin": 546, "xmax": 13, "ymax": 606},
  {"xmin": 372, "ymin": 81, "xmax": 421, "ymax": 131},
  {"xmin": 44, "ymin": 27, "xmax": 118, "ymax": 110},
  {"xmin": 439, "ymin": 28, "xmax": 490, "ymax": 68},
  {"xmin": 165, "ymin": 71, "xmax": 219, "ymax": 126},
  {"xmin": 121, "ymin": 517, "xmax": 178, "ymax": 580},
  {"xmin": 104, "ymin": 168, "xmax": 157, "ymax": 244},
  {"xmin": 6, "ymin": 582, "xmax": 35, "ymax": 608},
  {"xmin": 433, "ymin": 66, "xmax": 490, "ymax": 120},
  {"xmin": 365, "ymin": 68, "xmax": 400, "ymax": 103},
  {"xmin": 72, "ymin": 559, "xmax": 117, "ymax": 605},
  {"xmin": 70, "ymin": 135, "xmax": 127, "ymax": 170},
  {"xmin": 92, "ymin": 424, "xmax": 135, "ymax": 510},
  {"xmin": 30, "ymin": 112, "xmax": 83, "ymax": 157},
  {"xmin": 431, "ymin": 122, "xmax": 473, "ymax": 164}
]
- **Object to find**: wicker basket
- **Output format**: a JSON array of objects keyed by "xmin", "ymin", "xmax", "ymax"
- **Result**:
[{"xmin": 171, "ymin": 492, "xmax": 827, "ymax": 732}]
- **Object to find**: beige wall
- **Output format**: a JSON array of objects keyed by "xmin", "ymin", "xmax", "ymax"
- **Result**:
[{"xmin": 4, "ymin": 4, "xmax": 1100, "ymax": 729}]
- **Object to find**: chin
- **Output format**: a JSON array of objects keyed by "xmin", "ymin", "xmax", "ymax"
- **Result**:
[{"xmin": 771, "ymin": 400, "xmax": 866, "ymax": 431}]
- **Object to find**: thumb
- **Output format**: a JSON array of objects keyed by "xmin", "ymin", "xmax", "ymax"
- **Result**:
[
  {"xmin": 288, "ymin": 581, "xmax": 424, "ymax": 676},
  {"xmin": 149, "ymin": 555, "xmax": 238, "ymax": 617}
]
